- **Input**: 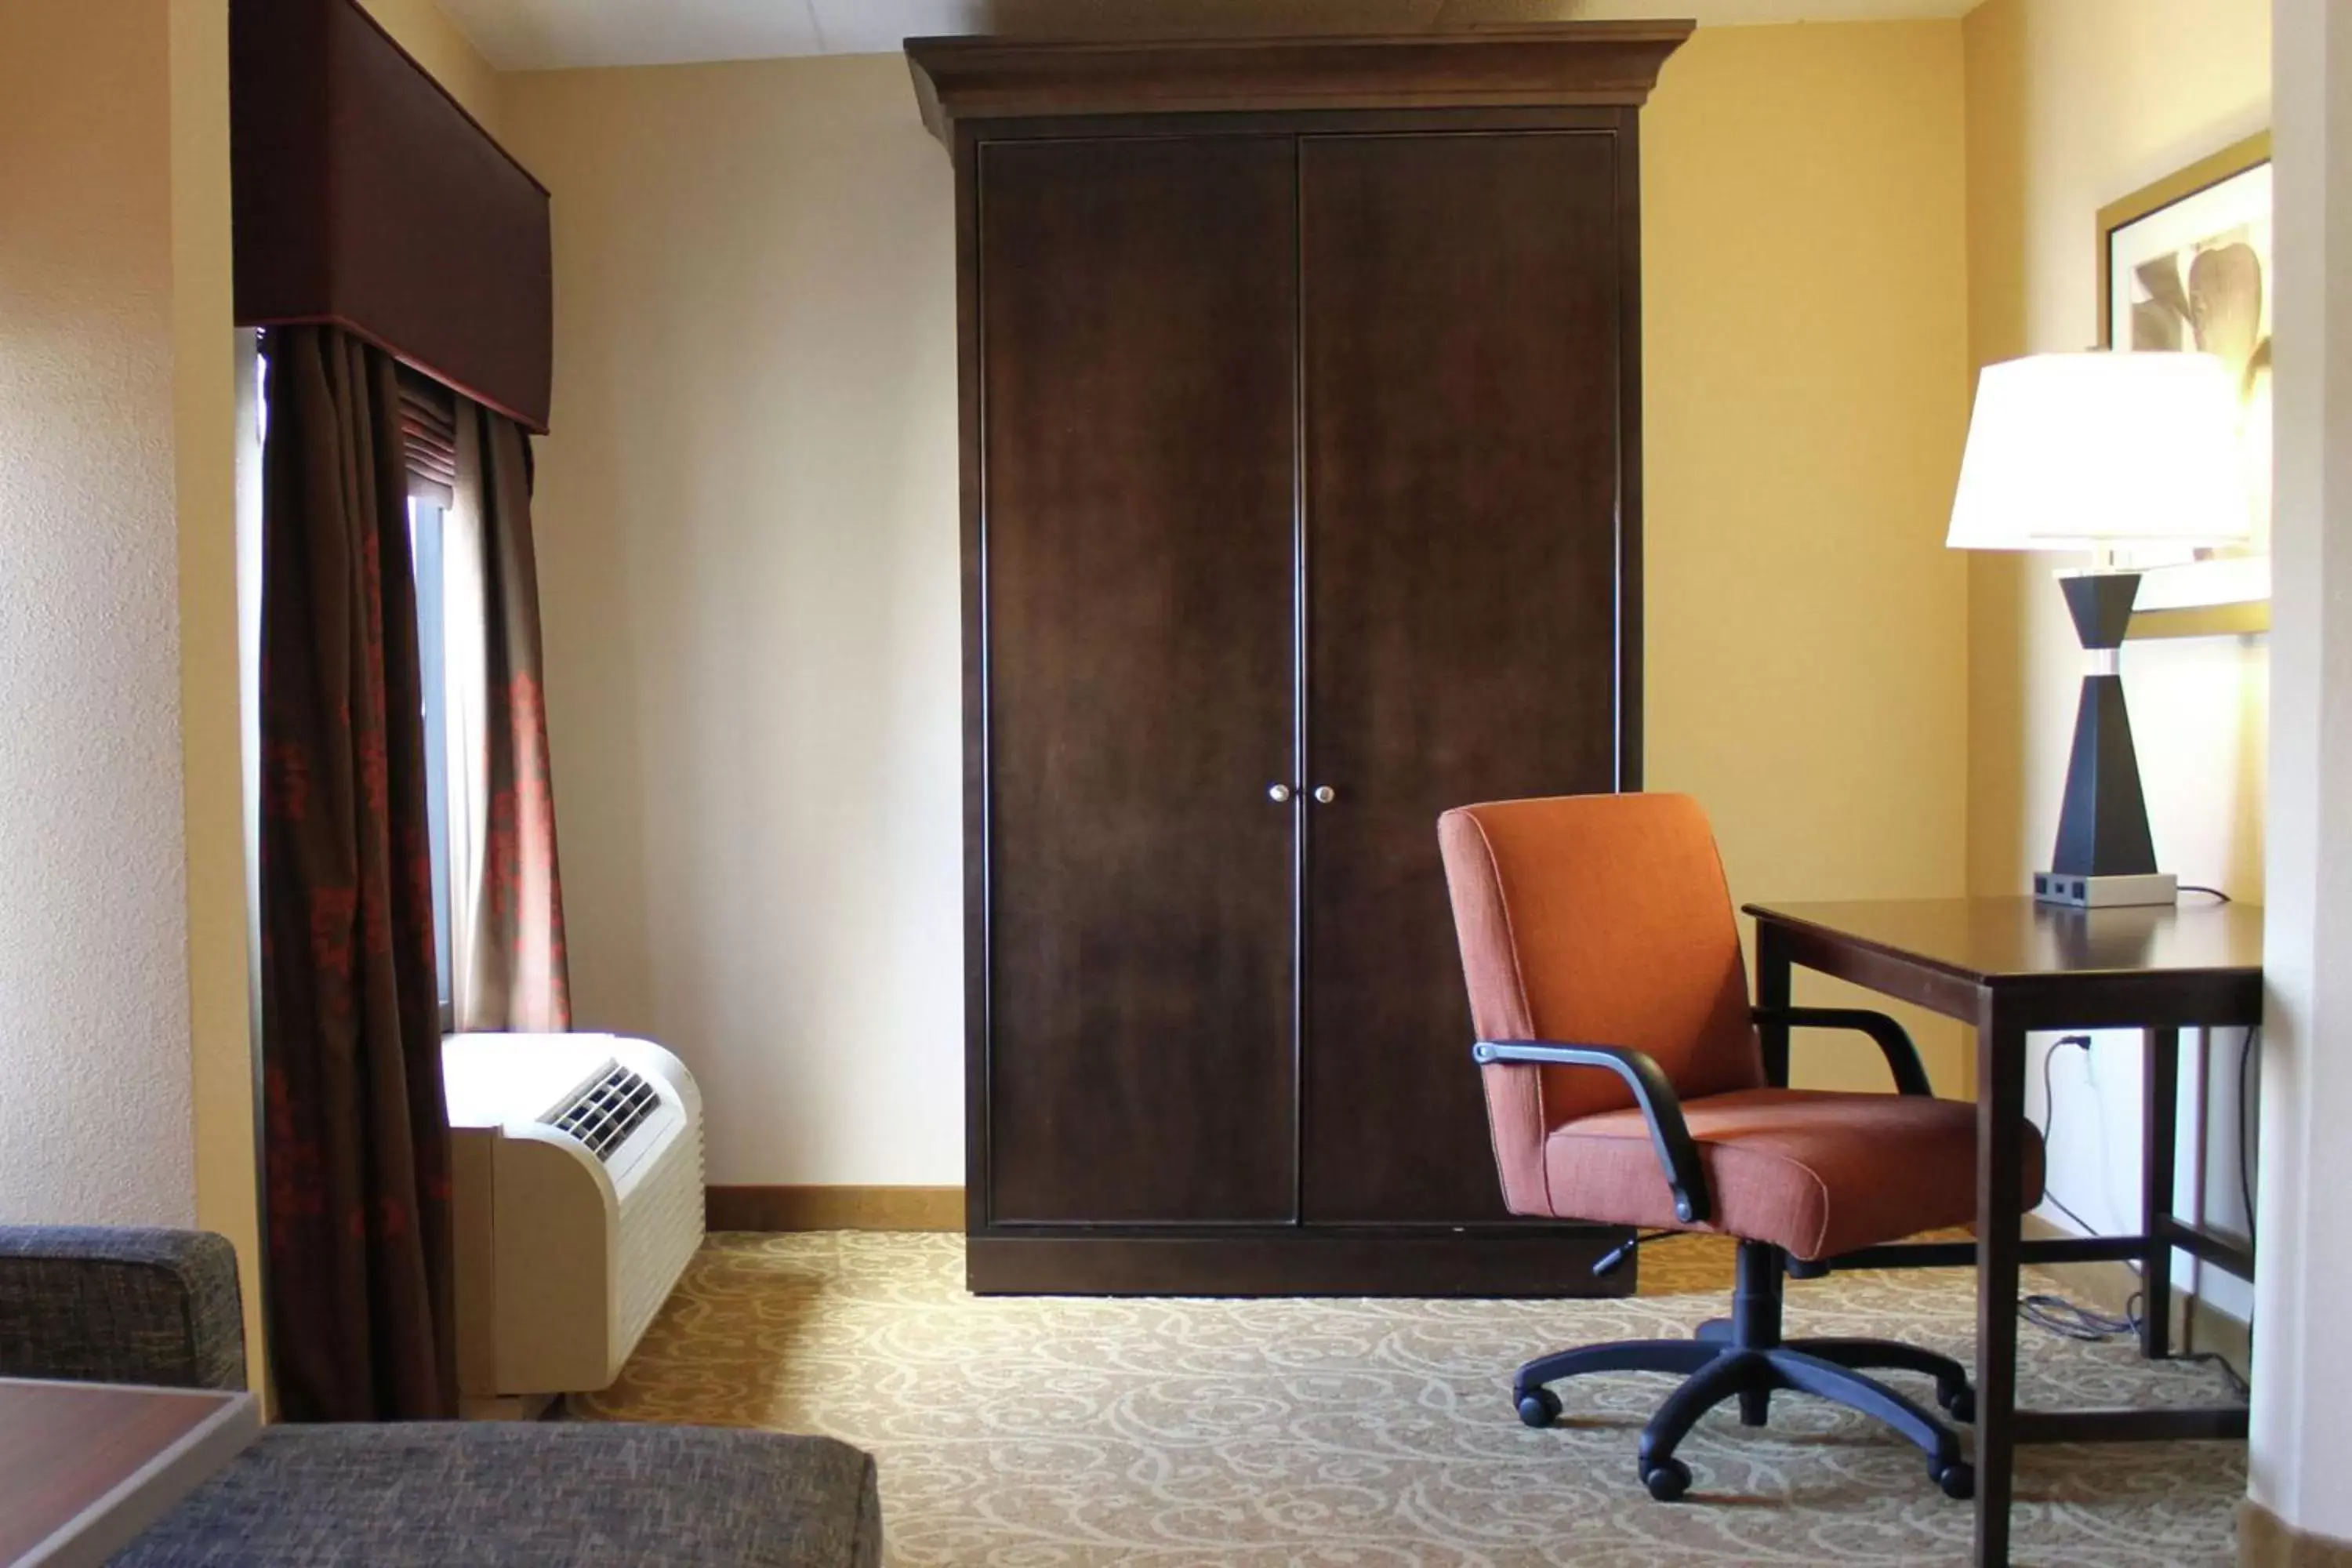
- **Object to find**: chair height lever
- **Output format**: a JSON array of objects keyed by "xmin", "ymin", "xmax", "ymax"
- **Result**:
[{"xmin": 1593, "ymin": 1229, "xmax": 1682, "ymax": 1278}]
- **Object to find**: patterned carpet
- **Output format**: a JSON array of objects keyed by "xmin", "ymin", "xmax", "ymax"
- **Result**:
[{"xmin": 574, "ymin": 1232, "xmax": 2246, "ymax": 1566}]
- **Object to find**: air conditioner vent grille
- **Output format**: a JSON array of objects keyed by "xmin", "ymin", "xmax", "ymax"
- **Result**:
[{"xmin": 546, "ymin": 1065, "xmax": 659, "ymax": 1162}]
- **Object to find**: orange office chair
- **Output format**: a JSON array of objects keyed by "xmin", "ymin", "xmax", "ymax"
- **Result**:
[{"xmin": 1437, "ymin": 792, "xmax": 2045, "ymax": 1503}]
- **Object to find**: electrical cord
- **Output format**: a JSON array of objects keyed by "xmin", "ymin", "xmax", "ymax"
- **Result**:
[
  {"xmin": 2019, "ymin": 1293, "xmax": 2136, "ymax": 1340},
  {"xmin": 2020, "ymin": 1030, "xmax": 2258, "ymax": 1399},
  {"xmin": 2235, "ymin": 1025, "xmax": 2259, "ymax": 1369},
  {"xmin": 2238, "ymin": 1025, "xmax": 2259, "ymax": 1249},
  {"xmin": 2019, "ymin": 1035, "xmax": 2140, "ymax": 1343},
  {"xmin": 2184, "ymin": 1347, "xmax": 2252, "ymax": 1399},
  {"xmin": 2016, "ymin": 1283, "xmax": 2252, "ymax": 1396},
  {"xmin": 2034, "ymin": 1035, "xmax": 2134, "ymax": 1268},
  {"xmin": 2180, "ymin": 884, "xmax": 2233, "ymax": 903}
]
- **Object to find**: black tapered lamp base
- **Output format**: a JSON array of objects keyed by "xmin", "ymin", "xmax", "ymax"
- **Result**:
[{"xmin": 2033, "ymin": 573, "xmax": 2176, "ymax": 909}]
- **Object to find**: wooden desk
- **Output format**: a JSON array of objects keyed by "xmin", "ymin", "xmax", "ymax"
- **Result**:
[
  {"xmin": 0, "ymin": 1378, "xmax": 257, "ymax": 1567},
  {"xmin": 1746, "ymin": 897, "xmax": 2262, "ymax": 1568}
]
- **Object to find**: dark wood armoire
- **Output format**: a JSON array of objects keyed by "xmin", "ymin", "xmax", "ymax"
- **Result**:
[{"xmin": 906, "ymin": 24, "xmax": 1690, "ymax": 1296}]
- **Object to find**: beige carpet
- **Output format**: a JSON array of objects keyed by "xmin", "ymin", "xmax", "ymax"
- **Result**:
[{"xmin": 574, "ymin": 1232, "xmax": 2246, "ymax": 1566}]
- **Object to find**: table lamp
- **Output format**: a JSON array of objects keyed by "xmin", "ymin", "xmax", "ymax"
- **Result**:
[{"xmin": 1947, "ymin": 350, "xmax": 2250, "ymax": 908}]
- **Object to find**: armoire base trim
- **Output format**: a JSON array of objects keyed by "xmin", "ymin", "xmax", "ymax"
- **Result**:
[{"xmin": 967, "ymin": 1225, "xmax": 1636, "ymax": 1297}]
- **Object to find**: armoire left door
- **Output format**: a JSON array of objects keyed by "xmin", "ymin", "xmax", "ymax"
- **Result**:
[{"xmin": 975, "ymin": 134, "xmax": 1302, "ymax": 1225}]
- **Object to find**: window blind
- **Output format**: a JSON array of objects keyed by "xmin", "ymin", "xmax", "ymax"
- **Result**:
[{"xmin": 399, "ymin": 372, "xmax": 458, "ymax": 508}]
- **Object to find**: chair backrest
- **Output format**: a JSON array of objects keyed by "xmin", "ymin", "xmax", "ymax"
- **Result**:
[{"xmin": 1438, "ymin": 793, "xmax": 1766, "ymax": 1214}]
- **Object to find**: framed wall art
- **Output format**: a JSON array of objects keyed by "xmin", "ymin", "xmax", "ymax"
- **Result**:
[{"xmin": 2098, "ymin": 130, "xmax": 2271, "ymax": 638}]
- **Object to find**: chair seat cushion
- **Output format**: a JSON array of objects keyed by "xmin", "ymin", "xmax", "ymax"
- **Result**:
[
  {"xmin": 1542, "ymin": 1087, "xmax": 2045, "ymax": 1261},
  {"xmin": 114, "ymin": 1422, "xmax": 880, "ymax": 1567}
]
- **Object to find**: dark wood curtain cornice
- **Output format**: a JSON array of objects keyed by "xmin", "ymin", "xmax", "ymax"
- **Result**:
[{"xmin": 231, "ymin": 0, "xmax": 554, "ymax": 433}]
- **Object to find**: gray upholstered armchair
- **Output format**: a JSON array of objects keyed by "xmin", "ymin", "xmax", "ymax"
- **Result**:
[
  {"xmin": 0, "ymin": 1228, "xmax": 248, "ymax": 1392},
  {"xmin": 0, "ymin": 1227, "xmax": 882, "ymax": 1566}
]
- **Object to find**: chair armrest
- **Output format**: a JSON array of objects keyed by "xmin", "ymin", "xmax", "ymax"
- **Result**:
[
  {"xmin": 0, "ymin": 1228, "xmax": 246, "ymax": 1391},
  {"xmin": 1753, "ymin": 1006, "xmax": 1934, "ymax": 1097},
  {"xmin": 1470, "ymin": 1041, "xmax": 1712, "ymax": 1224}
]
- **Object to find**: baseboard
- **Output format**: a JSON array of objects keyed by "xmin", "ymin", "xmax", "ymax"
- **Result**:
[
  {"xmin": 2241, "ymin": 1499, "xmax": 2352, "ymax": 1566},
  {"xmin": 2189, "ymin": 1291, "xmax": 2254, "ymax": 1385},
  {"xmin": 2018, "ymin": 1213, "xmax": 2249, "ymax": 1382},
  {"xmin": 706, "ymin": 1185, "xmax": 964, "ymax": 1232}
]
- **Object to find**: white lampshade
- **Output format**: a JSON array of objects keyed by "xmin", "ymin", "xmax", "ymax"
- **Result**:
[{"xmin": 1946, "ymin": 351, "xmax": 2251, "ymax": 551}]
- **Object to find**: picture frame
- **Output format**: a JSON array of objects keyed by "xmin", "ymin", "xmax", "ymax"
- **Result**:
[{"xmin": 2097, "ymin": 131, "xmax": 2271, "ymax": 639}]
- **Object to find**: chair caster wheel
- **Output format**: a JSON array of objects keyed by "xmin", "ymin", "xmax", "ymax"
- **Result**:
[
  {"xmin": 1939, "ymin": 1385, "xmax": 1975, "ymax": 1424},
  {"xmin": 1933, "ymin": 1460, "xmax": 1975, "ymax": 1501},
  {"xmin": 1515, "ymin": 1388, "xmax": 1563, "ymax": 1428},
  {"xmin": 1642, "ymin": 1458, "xmax": 1693, "ymax": 1502}
]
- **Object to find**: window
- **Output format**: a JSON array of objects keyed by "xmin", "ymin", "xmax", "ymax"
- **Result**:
[
  {"xmin": 251, "ymin": 340, "xmax": 465, "ymax": 1032},
  {"xmin": 408, "ymin": 493, "xmax": 455, "ymax": 1029},
  {"xmin": 399, "ymin": 370, "xmax": 462, "ymax": 1031}
]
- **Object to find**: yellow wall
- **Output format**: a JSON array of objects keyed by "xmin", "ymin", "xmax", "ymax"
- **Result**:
[
  {"xmin": 1645, "ymin": 20, "xmax": 1973, "ymax": 1093},
  {"xmin": 359, "ymin": 0, "xmax": 505, "ymax": 134},
  {"xmin": 503, "ymin": 19, "xmax": 1978, "ymax": 1188},
  {"xmin": 0, "ymin": 0, "xmax": 201, "ymax": 1228},
  {"xmin": 1962, "ymin": 0, "xmax": 2271, "ymax": 906},
  {"xmin": 170, "ymin": 0, "xmax": 263, "ymax": 1381},
  {"xmin": 1960, "ymin": 0, "xmax": 2270, "ymax": 1312}
]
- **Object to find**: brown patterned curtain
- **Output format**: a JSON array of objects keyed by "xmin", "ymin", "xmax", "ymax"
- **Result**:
[
  {"xmin": 257, "ymin": 325, "xmax": 458, "ymax": 1421},
  {"xmin": 450, "ymin": 403, "xmax": 572, "ymax": 1033}
]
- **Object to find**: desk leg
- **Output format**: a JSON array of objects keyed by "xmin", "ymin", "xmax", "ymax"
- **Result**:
[
  {"xmin": 2142, "ymin": 1027, "xmax": 2180, "ymax": 1361},
  {"xmin": 1974, "ymin": 996, "xmax": 2026, "ymax": 1568},
  {"xmin": 1756, "ymin": 921, "xmax": 1792, "ymax": 1089}
]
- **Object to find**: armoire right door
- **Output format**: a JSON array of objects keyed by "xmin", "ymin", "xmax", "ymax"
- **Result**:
[{"xmin": 1299, "ymin": 130, "xmax": 1636, "ymax": 1224}]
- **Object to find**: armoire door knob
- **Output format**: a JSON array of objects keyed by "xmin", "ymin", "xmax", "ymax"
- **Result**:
[
  {"xmin": 1267, "ymin": 783, "xmax": 1294, "ymax": 803},
  {"xmin": 1312, "ymin": 786, "xmax": 1338, "ymax": 804}
]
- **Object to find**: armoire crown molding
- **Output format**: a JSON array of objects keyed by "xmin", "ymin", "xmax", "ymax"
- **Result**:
[{"xmin": 904, "ymin": 22, "xmax": 1696, "ymax": 144}]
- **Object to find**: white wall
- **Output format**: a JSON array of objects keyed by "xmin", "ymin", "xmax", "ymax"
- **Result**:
[
  {"xmin": 2247, "ymin": 0, "xmax": 2352, "ymax": 1540},
  {"xmin": 1961, "ymin": 0, "xmax": 2271, "ymax": 1322},
  {"xmin": 503, "ymin": 55, "xmax": 967, "ymax": 1185},
  {"xmin": 0, "ymin": 0, "xmax": 198, "ymax": 1225}
]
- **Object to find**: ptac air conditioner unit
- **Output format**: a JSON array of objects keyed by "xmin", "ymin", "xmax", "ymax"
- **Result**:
[{"xmin": 443, "ymin": 1033, "xmax": 705, "ymax": 1417}]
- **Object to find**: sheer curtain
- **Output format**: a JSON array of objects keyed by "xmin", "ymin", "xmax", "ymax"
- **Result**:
[{"xmin": 446, "ymin": 401, "xmax": 572, "ymax": 1034}]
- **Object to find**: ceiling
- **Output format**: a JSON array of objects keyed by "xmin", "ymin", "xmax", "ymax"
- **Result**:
[{"xmin": 437, "ymin": 0, "xmax": 1975, "ymax": 73}]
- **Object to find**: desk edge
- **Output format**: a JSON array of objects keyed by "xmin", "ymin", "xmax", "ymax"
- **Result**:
[
  {"xmin": 1743, "ymin": 902, "xmax": 2265, "ymax": 988},
  {"xmin": 18, "ymin": 1389, "xmax": 257, "ymax": 1568}
]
